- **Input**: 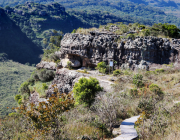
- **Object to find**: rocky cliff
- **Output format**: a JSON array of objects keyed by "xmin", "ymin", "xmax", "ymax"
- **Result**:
[
  {"xmin": 35, "ymin": 30, "xmax": 180, "ymax": 98},
  {"xmin": 58, "ymin": 31, "xmax": 180, "ymax": 70}
]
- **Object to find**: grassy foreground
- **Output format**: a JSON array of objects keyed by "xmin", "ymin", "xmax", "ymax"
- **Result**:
[{"xmin": 1, "ymin": 66, "xmax": 180, "ymax": 139}]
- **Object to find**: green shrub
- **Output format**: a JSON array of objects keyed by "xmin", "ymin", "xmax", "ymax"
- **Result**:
[
  {"xmin": 149, "ymin": 84, "xmax": 164, "ymax": 99},
  {"xmin": 71, "ymin": 29, "xmax": 76, "ymax": 33},
  {"xmin": 127, "ymin": 33, "xmax": 135, "ymax": 40},
  {"xmin": 19, "ymin": 81, "xmax": 30, "ymax": 95},
  {"xmin": 133, "ymin": 74, "xmax": 144, "ymax": 88},
  {"xmin": 38, "ymin": 69, "xmax": 55, "ymax": 82},
  {"xmin": 155, "ymin": 68, "xmax": 165, "ymax": 73},
  {"xmin": 18, "ymin": 98, "xmax": 23, "ymax": 105},
  {"xmin": 138, "ymin": 99, "xmax": 154, "ymax": 118},
  {"xmin": 8, "ymin": 112, "xmax": 18, "ymax": 117},
  {"xmin": 55, "ymin": 59, "xmax": 60, "ymax": 64},
  {"xmin": 96, "ymin": 62, "xmax": 107, "ymax": 74},
  {"xmin": 73, "ymin": 77, "xmax": 103, "ymax": 107},
  {"xmin": 27, "ymin": 78, "xmax": 35, "ymax": 86},
  {"xmin": 113, "ymin": 69, "xmax": 121, "ymax": 76},
  {"xmin": 67, "ymin": 61, "xmax": 72, "ymax": 70},
  {"xmin": 130, "ymin": 88, "xmax": 138, "ymax": 97},
  {"xmin": 29, "ymin": 82, "xmax": 49, "ymax": 97},
  {"xmin": 145, "ymin": 71, "xmax": 155, "ymax": 76},
  {"xmin": 15, "ymin": 94, "xmax": 22, "ymax": 102},
  {"xmin": 42, "ymin": 83, "xmax": 48, "ymax": 90}
]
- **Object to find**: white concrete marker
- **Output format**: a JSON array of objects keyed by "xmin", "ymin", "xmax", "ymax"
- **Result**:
[{"xmin": 113, "ymin": 115, "xmax": 140, "ymax": 140}]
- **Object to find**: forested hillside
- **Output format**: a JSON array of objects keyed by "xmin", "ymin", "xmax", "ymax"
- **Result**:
[
  {"xmin": 3, "ymin": 2, "xmax": 139, "ymax": 49},
  {"xmin": 127, "ymin": 0, "xmax": 180, "ymax": 17},
  {"xmin": 0, "ymin": 8, "xmax": 42, "ymax": 64},
  {"xmin": 1, "ymin": 0, "xmax": 180, "ymax": 27}
]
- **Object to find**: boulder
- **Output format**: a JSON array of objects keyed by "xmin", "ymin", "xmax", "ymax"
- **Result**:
[
  {"xmin": 46, "ymin": 68, "xmax": 84, "ymax": 97},
  {"xmin": 36, "ymin": 61, "xmax": 56, "ymax": 70},
  {"xmin": 61, "ymin": 58, "xmax": 81, "ymax": 68}
]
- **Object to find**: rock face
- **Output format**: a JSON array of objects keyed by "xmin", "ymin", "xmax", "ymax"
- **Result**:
[
  {"xmin": 46, "ymin": 68, "xmax": 84, "ymax": 97},
  {"xmin": 58, "ymin": 31, "xmax": 180, "ymax": 70},
  {"xmin": 36, "ymin": 61, "xmax": 56, "ymax": 70},
  {"xmin": 46, "ymin": 68, "xmax": 115, "ymax": 97}
]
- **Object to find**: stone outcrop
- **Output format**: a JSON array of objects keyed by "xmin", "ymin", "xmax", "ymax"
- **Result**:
[
  {"xmin": 46, "ymin": 68, "xmax": 115, "ymax": 97},
  {"xmin": 58, "ymin": 31, "xmax": 180, "ymax": 70},
  {"xmin": 36, "ymin": 61, "xmax": 56, "ymax": 70},
  {"xmin": 29, "ymin": 92, "xmax": 48, "ymax": 106},
  {"xmin": 46, "ymin": 68, "xmax": 84, "ymax": 97},
  {"xmin": 35, "ymin": 31, "xmax": 180, "ymax": 98}
]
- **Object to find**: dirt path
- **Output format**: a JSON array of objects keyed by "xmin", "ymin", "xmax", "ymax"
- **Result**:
[{"xmin": 82, "ymin": 70, "xmax": 117, "ymax": 93}]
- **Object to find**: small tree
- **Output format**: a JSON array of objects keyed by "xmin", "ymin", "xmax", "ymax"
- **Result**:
[
  {"xmin": 73, "ymin": 77, "xmax": 103, "ymax": 107},
  {"xmin": 93, "ymin": 92, "xmax": 125, "ymax": 135},
  {"xmin": 19, "ymin": 85, "xmax": 74, "ymax": 139}
]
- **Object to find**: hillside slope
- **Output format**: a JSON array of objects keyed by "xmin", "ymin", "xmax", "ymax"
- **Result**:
[
  {"xmin": 4, "ymin": 2, "xmax": 137, "ymax": 49},
  {"xmin": 0, "ymin": 8, "xmax": 42, "ymax": 64},
  {"xmin": 127, "ymin": 0, "xmax": 180, "ymax": 17},
  {"xmin": 0, "ymin": 58, "xmax": 35, "ymax": 118}
]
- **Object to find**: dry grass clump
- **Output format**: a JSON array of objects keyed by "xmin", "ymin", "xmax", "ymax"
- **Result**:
[
  {"xmin": 76, "ymin": 27, "xmax": 99, "ymax": 34},
  {"xmin": 63, "ymin": 122, "xmax": 102, "ymax": 140}
]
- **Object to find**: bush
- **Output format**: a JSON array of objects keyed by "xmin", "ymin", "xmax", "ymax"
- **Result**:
[
  {"xmin": 38, "ymin": 69, "xmax": 55, "ymax": 82},
  {"xmin": 71, "ymin": 29, "xmax": 76, "ymax": 33},
  {"xmin": 15, "ymin": 94, "xmax": 22, "ymax": 102},
  {"xmin": 130, "ymin": 88, "xmax": 138, "ymax": 97},
  {"xmin": 149, "ymin": 84, "xmax": 164, "ymax": 99},
  {"xmin": 133, "ymin": 74, "xmax": 144, "ymax": 88},
  {"xmin": 18, "ymin": 98, "xmax": 23, "ymax": 105},
  {"xmin": 138, "ymin": 99, "xmax": 154, "ymax": 118},
  {"xmin": 67, "ymin": 61, "xmax": 72, "ymax": 70},
  {"xmin": 113, "ymin": 69, "xmax": 121, "ymax": 76},
  {"xmin": 155, "ymin": 68, "xmax": 165, "ymax": 73},
  {"xmin": 27, "ymin": 78, "xmax": 35, "ymax": 86},
  {"xmin": 96, "ymin": 62, "xmax": 107, "ymax": 74},
  {"xmin": 42, "ymin": 83, "xmax": 48, "ymax": 90},
  {"xmin": 73, "ymin": 77, "xmax": 103, "ymax": 107},
  {"xmin": 19, "ymin": 81, "xmax": 30, "ymax": 95}
]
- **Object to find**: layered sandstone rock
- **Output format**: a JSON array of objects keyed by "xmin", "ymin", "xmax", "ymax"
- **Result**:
[{"xmin": 58, "ymin": 31, "xmax": 180, "ymax": 70}]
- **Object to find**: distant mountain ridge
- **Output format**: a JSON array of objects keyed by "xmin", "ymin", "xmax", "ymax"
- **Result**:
[{"xmin": 1, "ymin": 0, "xmax": 180, "ymax": 27}]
